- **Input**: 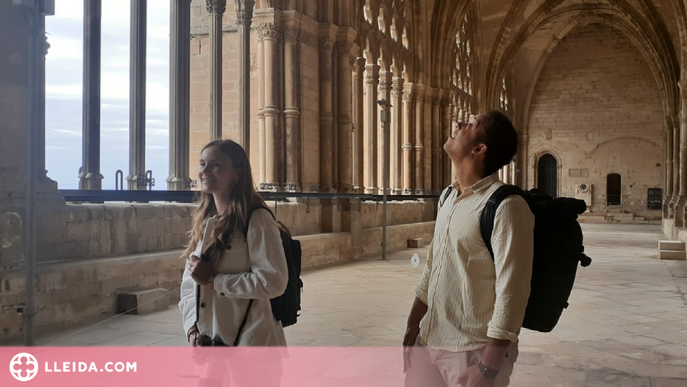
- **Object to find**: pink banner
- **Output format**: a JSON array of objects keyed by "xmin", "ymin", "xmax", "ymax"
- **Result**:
[{"xmin": 2, "ymin": 347, "xmax": 406, "ymax": 386}]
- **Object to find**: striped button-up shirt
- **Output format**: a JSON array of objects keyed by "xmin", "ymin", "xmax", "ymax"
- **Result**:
[{"xmin": 416, "ymin": 173, "xmax": 534, "ymax": 352}]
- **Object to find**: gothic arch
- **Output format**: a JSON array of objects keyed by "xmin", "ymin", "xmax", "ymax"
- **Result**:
[
  {"xmin": 487, "ymin": 1, "xmax": 679, "ymax": 118},
  {"xmin": 518, "ymin": 11, "xmax": 679, "ymax": 134}
]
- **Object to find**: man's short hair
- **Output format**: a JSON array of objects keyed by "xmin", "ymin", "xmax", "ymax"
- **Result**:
[{"xmin": 477, "ymin": 111, "xmax": 518, "ymax": 176}]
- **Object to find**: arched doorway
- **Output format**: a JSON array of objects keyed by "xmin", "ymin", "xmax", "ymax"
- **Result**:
[
  {"xmin": 607, "ymin": 173, "xmax": 621, "ymax": 205},
  {"xmin": 537, "ymin": 154, "xmax": 558, "ymax": 198}
]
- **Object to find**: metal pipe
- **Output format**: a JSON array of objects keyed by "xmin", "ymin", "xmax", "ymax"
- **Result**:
[{"xmin": 378, "ymin": 99, "xmax": 392, "ymax": 260}]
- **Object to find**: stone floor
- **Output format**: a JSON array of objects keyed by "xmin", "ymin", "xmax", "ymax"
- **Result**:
[{"xmin": 6, "ymin": 224, "xmax": 687, "ymax": 386}]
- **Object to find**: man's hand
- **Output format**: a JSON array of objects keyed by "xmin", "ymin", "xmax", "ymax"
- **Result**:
[
  {"xmin": 403, "ymin": 297, "xmax": 428, "ymax": 373},
  {"xmin": 402, "ymin": 324, "xmax": 420, "ymax": 372},
  {"xmin": 188, "ymin": 255, "xmax": 215, "ymax": 286},
  {"xmin": 456, "ymin": 364, "xmax": 495, "ymax": 387}
]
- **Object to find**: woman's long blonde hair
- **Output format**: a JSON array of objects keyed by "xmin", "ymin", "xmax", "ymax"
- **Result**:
[{"xmin": 182, "ymin": 139, "xmax": 267, "ymax": 262}]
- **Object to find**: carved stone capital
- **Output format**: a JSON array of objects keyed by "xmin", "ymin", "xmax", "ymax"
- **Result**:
[
  {"xmin": 235, "ymin": 11, "xmax": 253, "ymax": 27},
  {"xmin": 402, "ymin": 91, "xmax": 413, "ymax": 102},
  {"xmin": 365, "ymin": 75, "xmax": 378, "ymax": 86},
  {"xmin": 353, "ymin": 57, "xmax": 366, "ymax": 73},
  {"xmin": 41, "ymin": 32, "xmax": 50, "ymax": 56},
  {"xmin": 378, "ymin": 76, "xmax": 392, "ymax": 93},
  {"xmin": 258, "ymin": 23, "xmax": 280, "ymax": 41},
  {"xmin": 318, "ymin": 37, "xmax": 332, "ymax": 51},
  {"xmin": 206, "ymin": 0, "xmax": 226, "ymax": 15},
  {"xmin": 299, "ymin": 31, "xmax": 317, "ymax": 48},
  {"xmin": 283, "ymin": 26, "xmax": 300, "ymax": 43},
  {"xmin": 391, "ymin": 78, "xmax": 404, "ymax": 95},
  {"xmin": 334, "ymin": 41, "xmax": 352, "ymax": 55}
]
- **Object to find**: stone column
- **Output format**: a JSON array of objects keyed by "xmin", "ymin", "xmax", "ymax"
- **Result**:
[
  {"xmin": 377, "ymin": 70, "xmax": 392, "ymax": 194},
  {"xmin": 167, "ymin": 0, "xmax": 191, "ymax": 190},
  {"xmin": 207, "ymin": 0, "xmax": 225, "ymax": 140},
  {"xmin": 390, "ymin": 76, "xmax": 404, "ymax": 194},
  {"xmin": 318, "ymin": 35, "xmax": 334, "ymax": 192},
  {"xmin": 664, "ymin": 116, "xmax": 674, "ymax": 217},
  {"xmin": 352, "ymin": 57, "xmax": 366, "ymax": 192},
  {"xmin": 677, "ymin": 89, "xmax": 687, "ymax": 226},
  {"xmin": 260, "ymin": 23, "xmax": 280, "ymax": 191},
  {"xmin": 335, "ymin": 41, "xmax": 353, "ymax": 192},
  {"xmin": 127, "ymin": 0, "xmax": 146, "ymax": 190},
  {"xmin": 414, "ymin": 89, "xmax": 425, "ymax": 194},
  {"xmin": 257, "ymin": 29, "xmax": 266, "ymax": 184},
  {"xmin": 402, "ymin": 85, "xmax": 414, "ymax": 194},
  {"xmin": 431, "ymin": 93, "xmax": 441, "ymax": 193},
  {"xmin": 80, "ymin": 0, "xmax": 104, "ymax": 190},
  {"xmin": 234, "ymin": 0, "xmax": 254, "ymax": 152},
  {"xmin": 518, "ymin": 134, "xmax": 528, "ymax": 188},
  {"xmin": 441, "ymin": 97, "xmax": 451, "ymax": 187},
  {"xmin": 364, "ymin": 64, "xmax": 380, "ymax": 194},
  {"xmin": 451, "ymin": 103, "xmax": 460, "ymax": 184},
  {"xmin": 670, "ymin": 114, "xmax": 680, "ymax": 217},
  {"xmin": 284, "ymin": 27, "xmax": 301, "ymax": 192},
  {"xmin": 423, "ymin": 94, "xmax": 432, "ymax": 193}
]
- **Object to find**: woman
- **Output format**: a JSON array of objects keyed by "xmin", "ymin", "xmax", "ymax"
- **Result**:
[{"xmin": 178, "ymin": 139, "xmax": 288, "ymax": 348}]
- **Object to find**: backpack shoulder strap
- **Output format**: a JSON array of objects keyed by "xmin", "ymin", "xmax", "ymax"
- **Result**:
[
  {"xmin": 480, "ymin": 184, "xmax": 525, "ymax": 260},
  {"xmin": 439, "ymin": 185, "xmax": 454, "ymax": 208},
  {"xmin": 233, "ymin": 299, "xmax": 253, "ymax": 346},
  {"xmin": 243, "ymin": 204, "xmax": 273, "ymax": 236}
]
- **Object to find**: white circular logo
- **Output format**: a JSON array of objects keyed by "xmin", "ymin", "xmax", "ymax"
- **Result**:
[
  {"xmin": 411, "ymin": 253, "xmax": 420, "ymax": 268},
  {"xmin": 9, "ymin": 352, "xmax": 38, "ymax": 382}
]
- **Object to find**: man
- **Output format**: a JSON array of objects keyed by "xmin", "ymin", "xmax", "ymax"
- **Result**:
[{"xmin": 403, "ymin": 111, "xmax": 534, "ymax": 387}]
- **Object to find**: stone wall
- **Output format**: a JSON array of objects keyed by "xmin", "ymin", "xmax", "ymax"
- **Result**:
[{"xmin": 527, "ymin": 24, "xmax": 664, "ymax": 218}]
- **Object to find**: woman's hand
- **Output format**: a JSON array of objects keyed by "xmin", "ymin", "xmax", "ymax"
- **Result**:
[
  {"xmin": 187, "ymin": 326, "xmax": 199, "ymax": 346},
  {"xmin": 188, "ymin": 255, "xmax": 216, "ymax": 286}
]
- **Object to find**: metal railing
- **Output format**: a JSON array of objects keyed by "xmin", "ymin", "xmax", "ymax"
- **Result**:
[{"xmin": 57, "ymin": 189, "xmax": 439, "ymax": 203}]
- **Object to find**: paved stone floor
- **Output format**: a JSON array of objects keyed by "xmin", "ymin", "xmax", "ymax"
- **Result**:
[{"xmin": 7, "ymin": 224, "xmax": 687, "ymax": 386}]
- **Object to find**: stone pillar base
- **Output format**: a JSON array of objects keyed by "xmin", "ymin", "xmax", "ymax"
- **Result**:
[{"xmin": 675, "ymin": 196, "xmax": 687, "ymax": 227}]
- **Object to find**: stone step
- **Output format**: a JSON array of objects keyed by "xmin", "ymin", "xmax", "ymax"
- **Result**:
[
  {"xmin": 117, "ymin": 288, "xmax": 175, "ymax": 315},
  {"xmin": 659, "ymin": 240, "xmax": 686, "ymax": 251},
  {"xmin": 658, "ymin": 250, "xmax": 687, "ymax": 261},
  {"xmin": 578, "ymin": 217, "xmax": 607, "ymax": 224}
]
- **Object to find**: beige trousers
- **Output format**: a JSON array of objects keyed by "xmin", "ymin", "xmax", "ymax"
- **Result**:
[{"xmin": 404, "ymin": 337, "xmax": 519, "ymax": 387}]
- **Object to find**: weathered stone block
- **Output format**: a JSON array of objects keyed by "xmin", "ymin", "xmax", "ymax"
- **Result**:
[{"xmin": 407, "ymin": 238, "xmax": 424, "ymax": 248}]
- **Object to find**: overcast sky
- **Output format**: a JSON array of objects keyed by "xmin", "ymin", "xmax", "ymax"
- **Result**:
[{"xmin": 45, "ymin": 0, "xmax": 171, "ymax": 189}]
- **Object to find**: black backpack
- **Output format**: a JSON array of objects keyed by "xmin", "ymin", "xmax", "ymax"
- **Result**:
[
  {"xmin": 440, "ymin": 184, "xmax": 592, "ymax": 332},
  {"xmin": 246, "ymin": 205, "xmax": 303, "ymax": 328}
]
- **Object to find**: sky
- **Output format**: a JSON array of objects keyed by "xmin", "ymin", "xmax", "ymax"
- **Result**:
[{"xmin": 45, "ymin": 0, "xmax": 171, "ymax": 189}]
